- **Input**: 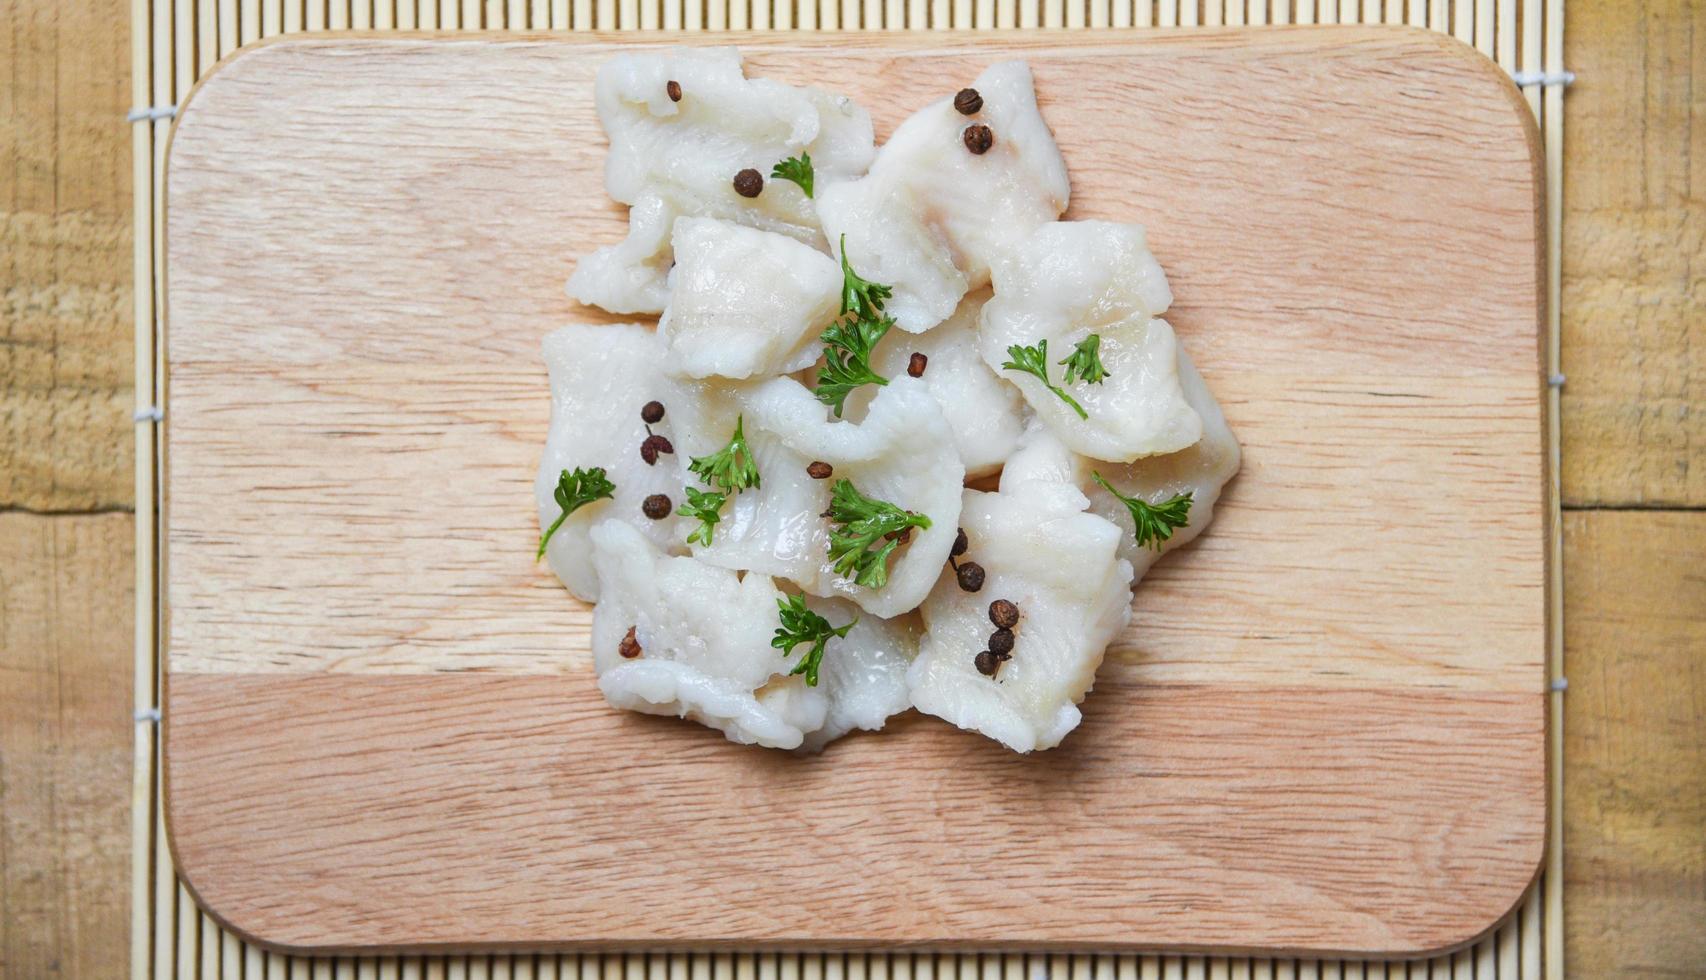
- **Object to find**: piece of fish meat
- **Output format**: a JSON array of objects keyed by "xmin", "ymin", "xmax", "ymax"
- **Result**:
[
  {"xmin": 755, "ymin": 596, "xmax": 922, "ymax": 753},
  {"xmin": 659, "ymin": 217, "xmax": 840, "ymax": 380},
  {"xmin": 844, "ymin": 289, "xmax": 1027, "ymax": 479},
  {"xmin": 907, "ymin": 477, "xmax": 1134, "ymax": 753},
  {"xmin": 817, "ymin": 61, "xmax": 1070, "ymax": 334},
  {"xmin": 693, "ymin": 377, "xmax": 964, "ymax": 617},
  {"xmin": 981, "ymin": 220, "xmax": 1201, "ymax": 462},
  {"xmin": 567, "ymin": 48, "xmax": 875, "ymax": 315}
]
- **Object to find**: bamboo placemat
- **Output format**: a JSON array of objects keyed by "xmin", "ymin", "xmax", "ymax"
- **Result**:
[{"xmin": 129, "ymin": 1, "xmax": 1568, "ymax": 976}]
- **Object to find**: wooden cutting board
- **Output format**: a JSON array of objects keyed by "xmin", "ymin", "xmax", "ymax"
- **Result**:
[{"xmin": 161, "ymin": 29, "xmax": 1547, "ymax": 957}]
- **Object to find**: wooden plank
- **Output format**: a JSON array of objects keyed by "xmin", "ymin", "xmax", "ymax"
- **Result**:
[
  {"xmin": 0, "ymin": 514, "xmax": 135, "ymax": 978},
  {"xmin": 1561, "ymin": 511, "xmax": 1706, "ymax": 977},
  {"xmin": 1559, "ymin": 0, "xmax": 1706, "ymax": 507},
  {"xmin": 0, "ymin": 0, "xmax": 135, "ymax": 511},
  {"xmin": 160, "ymin": 32, "xmax": 1546, "ymax": 955}
]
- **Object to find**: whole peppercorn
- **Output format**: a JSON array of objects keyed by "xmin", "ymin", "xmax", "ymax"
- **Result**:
[
  {"xmin": 641, "ymin": 494, "xmax": 673, "ymax": 520},
  {"xmin": 733, "ymin": 168, "xmax": 764, "ymax": 198},
  {"xmin": 989, "ymin": 598, "xmax": 1020, "ymax": 630},
  {"xmin": 666, "ymin": 80, "xmax": 682, "ymax": 102},
  {"xmin": 951, "ymin": 527, "xmax": 969, "ymax": 557},
  {"xmin": 640, "ymin": 400, "xmax": 665, "ymax": 424},
  {"xmin": 907, "ymin": 352, "xmax": 928, "ymax": 378},
  {"xmin": 954, "ymin": 88, "xmax": 984, "ymax": 115},
  {"xmin": 988, "ymin": 627, "xmax": 1015, "ymax": 656},
  {"xmin": 974, "ymin": 650, "xmax": 999, "ymax": 676},
  {"xmin": 618, "ymin": 626, "xmax": 642, "ymax": 659},
  {"xmin": 807, "ymin": 460, "xmax": 834, "ymax": 480},
  {"xmin": 963, "ymin": 124, "xmax": 994, "ymax": 155},
  {"xmin": 639, "ymin": 433, "xmax": 674, "ymax": 466},
  {"xmin": 956, "ymin": 561, "xmax": 986, "ymax": 593}
]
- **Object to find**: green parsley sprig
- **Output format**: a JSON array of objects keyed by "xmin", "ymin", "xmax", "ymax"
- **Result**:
[
  {"xmin": 680, "ymin": 486, "xmax": 728, "ymax": 547},
  {"xmin": 1002, "ymin": 339, "xmax": 1088, "ymax": 420},
  {"xmin": 537, "ymin": 466, "xmax": 615, "ymax": 558},
  {"xmin": 770, "ymin": 593, "xmax": 856, "ymax": 687},
  {"xmin": 771, "ymin": 152, "xmax": 814, "ymax": 198},
  {"xmin": 824, "ymin": 479, "xmax": 933, "ymax": 590},
  {"xmin": 837, "ymin": 234, "xmax": 892, "ymax": 321},
  {"xmin": 1059, "ymin": 334, "xmax": 1110, "ymax": 385},
  {"xmin": 814, "ymin": 313, "xmax": 893, "ymax": 417},
  {"xmin": 1091, "ymin": 472, "xmax": 1193, "ymax": 552},
  {"xmin": 687, "ymin": 416, "xmax": 761, "ymax": 494}
]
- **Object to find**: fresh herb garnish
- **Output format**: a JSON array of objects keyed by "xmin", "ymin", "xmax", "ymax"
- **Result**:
[
  {"xmin": 680, "ymin": 486, "xmax": 728, "ymax": 547},
  {"xmin": 837, "ymin": 234, "xmax": 892, "ymax": 321},
  {"xmin": 537, "ymin": 466, "xmax": 615, "ymax": 558},
  {"xmin": 814, "ymin": 313, "xmax": 893, "ymax": 417},
  {"xmin": 1091, "ymin": 472, "xmax": 1193, "ymax": 552},
  {"xmin": 770, "ymin": 152, "xmax": 814, "ymax": 198},
  {"xmin": 824, "ymin": 479, "xmax": 932, "ymax": 589},
  {"xmin": 770, "ymin": 593, "xmax": 856, "ymax": 687},
  {"xmin": 1059, "ymin": 333, "xmax": 1110, "ymax": 385},
  {"xmin": 687, "ymin": 416, "xmax": 761, "ymax": 494},
  {"xmin": 1002, "ymin": 340, "xmax": 1088, "ymax": 420}
]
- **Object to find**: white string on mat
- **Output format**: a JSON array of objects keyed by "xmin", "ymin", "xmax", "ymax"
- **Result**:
[
  {"xmin": 1509, "ymin": 69, "xmax": 1576, "ymax": 87},
  {"xmin": 1548, "ymin": 373, "xmax": 1565, "ymax": 388},
  {"xmin": 136, "ymin": 706, "xmax": 163, "ymax": 723},
  {"xmin": 126, "ymin": 105, "xmax": 178, "ymax": 122},
  {"xmin": 1550, "ymin": 677, "xmax": 1568, "ymax": 692},
  {"xmin": 134, "ymin": 405, "xmax": 165, "ymax": 422}
]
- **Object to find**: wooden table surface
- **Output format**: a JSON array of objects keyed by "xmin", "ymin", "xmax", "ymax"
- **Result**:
[{"xmin": 1, "ymin": 0, "xmax": 1699, "ymax": 975}]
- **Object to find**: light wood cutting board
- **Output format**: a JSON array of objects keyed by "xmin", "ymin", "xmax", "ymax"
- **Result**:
[{"xmin": 161, "ymin": 29, "xmax": 1547, "ymax": 957}]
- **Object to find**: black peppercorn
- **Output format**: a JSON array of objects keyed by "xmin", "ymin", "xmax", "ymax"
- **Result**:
[
  {"xmin": 733, "ymin": 168, "xmax": 764, "ymax": 198},
  {"xmin": 954, "ymin": 88, "xmax": 983, "ymax": 116},
  {"xmin": 642, "ymin": 494, "xmax": 672, "ymax": 520},
  {"xmin": 618, "ymin": 626, "xmax": 642, "ymax": 659},
  {"xmin": 988, "ymin": 627, "xmax": 1014, "ymax": 656},
  {"xmin": 907, "ymin": 352, "xmax": 928, "ymax": 378},
  {"xmin": 974, "ymin": 650, "xmax": 998, "ymax": 676},
  {"xmin": 666, "ymin": 80, "xmax": 682, "ymax": 102},
  {"xmin": 807, "ymin": 460, "xmax": 833, "ymax": 479},
  {"xmin": 641, "ymin": 400, "xmax": 665, "ymax": 424},
  {"xmin": 951, "ymin": 528, "xmax": 969, "ymax": 557},
  {"xmin": 956, "ymin": 561, "xmax": 986, "ymax": 592},
  {"xmin": 639, "ymin": 433, "xmax": 674, "ymax": 466},
  {"xmin": 989, "ymin": 598, "xmax": 1019, "ymax": 630},
  {"xmin": 963, "ymin": 124, "xmax": 994, "ymax": 155}
]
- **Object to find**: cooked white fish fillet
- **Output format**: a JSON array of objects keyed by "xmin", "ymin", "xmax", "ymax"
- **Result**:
[
  {"xmin": 817, "ymin": 61, "xmax": 1070, "ymax": 333},
  {"xmin": 537, "ymin": 324, "xmax": 691, "ymax": 602},
  {"xmin": 908, "ymin": 478, "xmax": 1134, "ymax": 753},
  {"xmin": 567, "ymin": 48, "xmax": 875, "ymax": 315},
  {"xmin": 659, "ymin": 217, "xmax": 841, "ymax": 380},
  {"xmin": 589, "ymin": 521, "xmax": 810, "ymax": 749},
  {"xmin": 1083, "ymin": 351, "xmax": 1241, "ymax": 574},
  {"xmin": 694, "ymin": 377, "xmax": 964, "ymax": 618},
  {"xmin": 981, "ymin": 220, "xmax": 1202, "ymax": 462},
  {"xmin": 846, "ymin": 289, "xmax": 1027, "ymax": 479},
  {"xmin": 755, "ymin": 596, "xmax": 921, "ymax": 753}
]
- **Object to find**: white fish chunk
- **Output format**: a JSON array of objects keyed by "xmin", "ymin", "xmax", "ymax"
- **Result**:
[
  {"xmin": 981, "ymin": 220, "xmax": 1201, "ymax": 462},
  {"xmin": 908, "ymin": 479, "xmax": 1134, "ymax": 753},
  {"xmin": 567, "ymin": 48, "xmax": 875, "ymax": 315},
  {"xmin": 589, "ymin": 521, "xmax": 811, "ymax": 749},
  {"xmin": 756, "ymin": 596, "xmax": 922, "ymax": 753},
  {"xmin": 659, "ymin": 217, "xmax": 841, "ymax": 380},
  {"xmin": 696, "ymin": 377, "xmax": 964, "ymax": 618},
  {"xmin": 847, "ymin": 289, "xmax": 1027, "ymax": 479},
  {"xmin": 1083, "ymin": 351, "xmax": 1242, "ymax": 575},
  {"xmin": 818, "ymin": 61, "xmax": 1070, "ymax": 333},
  {"xmin": 536, "ymin": 324, "xmax": 691, "ymax": 602}
]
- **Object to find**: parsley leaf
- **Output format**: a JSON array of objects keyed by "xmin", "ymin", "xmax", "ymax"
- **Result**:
[
  {"xmin": 679, "ymin": 486, "xmax": 728, "ymax": 547},
  {"xmin": 1091, "ymin": 472, "xmax": 1193, "ymax": 552},
  {"xmin": 837, "ymin": 234, "xmax": 893, "ymax": 321},
  {"xmin": 1059, "ymin": 333, "xmax": 1110, "ymax": 385},
  {"xmin": 770, "ymin": 593, "xmax": 856, "ymax": 687},
  {"xmin": 824, "ymin": 479, "xmax": 933, "ymax": 589},
  {"xmin": 537, "ymin": 466, "xmax": 616, "ymax": 559},
  {"xmin": 771, "ymin": 152, "xmax": 814, "ymax": 198},
  {"xmin": 687, "ymin": 416, "xmax": 761, "ymax": 494},
  {"xmin": 1001, "ymin": 340, "xmax": 1088, "ymax": 420},
  {"xmin": 813, "ymin": 312, "xmax": 893, "ymax": 417}
]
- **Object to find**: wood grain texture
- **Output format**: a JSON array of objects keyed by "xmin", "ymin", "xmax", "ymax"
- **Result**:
[
  {"xmin": 0, "ymin": 514, "xmax": 135, "ymax": 979},
  {"xmin": 1562, "ymin": 511, "xmax": 1706, "ymax": 978},
  {"xmin": 160, "ymin": 32, "xmax": 1547, "ymax": 954},
  {"xmin": 0, "ymin": 0, "xmax": 135, "ymax": 511},
  {"xmin": 1559, "ymin": 0, "xmax": 1706, "ymax": 508}
]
